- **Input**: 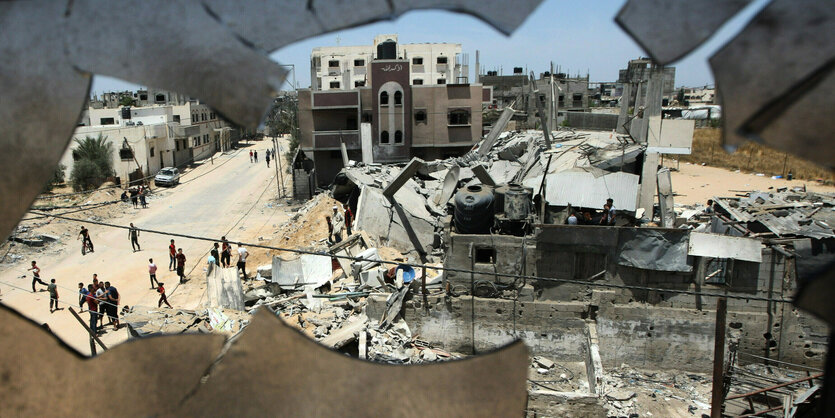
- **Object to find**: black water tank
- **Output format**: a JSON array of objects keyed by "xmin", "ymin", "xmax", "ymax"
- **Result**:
[
  {"xmin": 377, "ymin": 39, "xmax": 397, "ymax": 60},
  {"xmin": 121, "ymin": 107, "xmax": 131, "ymax": 119},
  {"xmin": 513, "ymin": 67, "xmax": 523, "ymax": 74},
  {"xmin": 454, "ymin": 185, "xmax": 494, "ymax": 234}
]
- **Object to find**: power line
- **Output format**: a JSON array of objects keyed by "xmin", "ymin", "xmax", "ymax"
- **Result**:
[{"xmin": 28, "ymin": 210, "xmax": 795, "ymax": 305}]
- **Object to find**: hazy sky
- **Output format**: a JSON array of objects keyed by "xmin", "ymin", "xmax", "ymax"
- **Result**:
[{"xmin": 91, "ymin": 0, "xmax": 769, "ymax": 95}]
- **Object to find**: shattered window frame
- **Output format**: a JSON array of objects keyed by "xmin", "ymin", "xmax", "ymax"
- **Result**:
[
  {"xmin": 414, "ymin": 108, "xmax": 427, "ymax": 124},
  {"xmin": 448, "ymin": 108, "xmax": 470, "ymax": 126},
  {"xmin": 704, "ymin": 257, "xmax": 731, "ymax": 286}
]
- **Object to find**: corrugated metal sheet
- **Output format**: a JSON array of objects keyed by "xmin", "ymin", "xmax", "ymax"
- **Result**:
[
  {"xmin": 544, "ymin": 170, "xmax": 639, "ymax": 211},
  {"xmin": 688, "ymin": 232, "xmax": 763, "ymax": 263}
]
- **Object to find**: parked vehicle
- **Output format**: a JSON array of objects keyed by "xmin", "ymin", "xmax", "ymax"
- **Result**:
[{"xmin": 154, "ymin": 167, "xmax": 180, "ymax": 187}]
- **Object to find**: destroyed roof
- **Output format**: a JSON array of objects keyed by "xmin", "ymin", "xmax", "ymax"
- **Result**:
[{"xmin": 714, "ymin": 190, "xmax": 835, "ymax": 239}]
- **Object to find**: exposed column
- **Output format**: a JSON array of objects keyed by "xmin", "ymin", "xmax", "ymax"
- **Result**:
[{"xmin": 637, "ymin": 64, "xmax": 665, "ymax": 218}]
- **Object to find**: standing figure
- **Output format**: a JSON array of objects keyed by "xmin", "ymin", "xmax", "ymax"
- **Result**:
[
  {"xmin": 148, "ymin": 258, "xmax": 159, "ymax": 289},
  {"xmin": 28, "ymin": 260, "xmax": 48, "ymax": 292},
  {"xmin": 105, "ymin": 281, "xmax": 120, "ymax": 328},
  {"xmin": 85, "ymin": 285, "xmax": 99, "ymax": 336},
  {"xmin": 325, "ymin": 216, "xmax": 333, "ymax": 245},
  {"xmin": 266, "ymin": 151, "xmax": 271, "ymax": 168},
  {"xmin": 253, "ymin": 150, "xmax": 258, "ymax": 163},
  {"xmin": 130, "ymin": 188, "xmax": 139, "ymax": 208},
  {"xmin": 249, "ymin": 150, "xmax": 254, "ymax": 163},
  {"xmin": 78, "ymin": 282, "xmax": 89, "ymax": 310},
  {"xmin": 139, "ymin": 188, "xmax": 148, "ymax": 208},
  {"xmin": 128, "ymin": 223, "xmax": 141, "ymax": 252},
  {"xmin": 344, "ymin": 205, "xmax": 353, "ymax": 237},
  {"xmin": 211, "ymin": 243, "xmax": 220, "ymax": 267},
  {"xmin": 331, "ymin": 206, "xmax": 344, "ymax": 243},
  {"xmin": 48, "ymin": 279, "xmax": 59, "ymax": 312},
  {"xmin": 168, "ymin": 239, "xmax": 176, "ymax": 271},
  {"xmin": 176, "ymin": 248, "xmax": 187, "ymax": 283},
  {"xmin": 221, "ymin": 237, "xmax": 231, "ymax": 268}
]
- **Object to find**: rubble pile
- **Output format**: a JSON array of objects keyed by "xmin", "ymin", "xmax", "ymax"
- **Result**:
[
  {"xmin": 122, "ymin": 305, "xmax": 250, "ymax": 337},
  {"xmin": 599, "ymin": 365, "xmax": 712, "ymax": 417}
]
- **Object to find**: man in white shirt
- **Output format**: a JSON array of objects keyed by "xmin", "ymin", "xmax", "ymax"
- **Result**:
[
  {"xmin": 236, "ymin": 244, "xmax": 249, "ymax": 280},
  {"xmin": 331, "ymin": 206, "xmax": 344, "ymax": 243}
]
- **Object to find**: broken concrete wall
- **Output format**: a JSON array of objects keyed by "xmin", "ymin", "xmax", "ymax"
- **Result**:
[
  {"xmin": 366, "ymin": 295, "xmax": 589, "ymax": 361},
  {"xmin": 206, "ymin": 267, "xmax": 245, "ymax": 311},
  {"xmin": 355, "ymin": 185, "xmax": 435, "ymax": 254},
  {"xmin": 444, "ymin": 233, "xmax": 537, "ymax": 289}
]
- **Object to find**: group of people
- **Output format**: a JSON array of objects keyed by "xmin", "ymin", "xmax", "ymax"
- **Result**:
[
  {"xmin": 120, "ymin": 185, "xmax": 148, "ymax": 209},
  {"xmin": 78, "ymin": 274, "xmax": 121, "ymax": 336},
  {"xmin": 325, "ymin": 204, "xmax": 353, "ymax": 244},
  {"xmin": 566, "ymin": 198, "xmax": 618, "ymax": 226},
  {"xmin": 250, "ymin": 148, "xmax": 275, "ymax": 168}
]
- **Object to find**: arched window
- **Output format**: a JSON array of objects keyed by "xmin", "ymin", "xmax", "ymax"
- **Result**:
[
  {"xmin": 380, "ymin": 91, "xmax": 389, "ymax": 105},
  {"xmin": 394, "ymin": 130, "xmax": 403, "ymax": 144},
  {"xmin": 381, "ymin": 130, "xmax": 389, "ymax": 144},
  {"xmin": 394, "ymin": 91, "xmax": 403, "ymax": 105}
]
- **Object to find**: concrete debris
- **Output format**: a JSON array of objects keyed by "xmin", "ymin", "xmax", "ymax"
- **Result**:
[
  {"xmin": 271, "ymin": 254, "xmax": 332, "ymax": 290},
  {"xmin": 122, "ymin": 305, "xmax": 249, "ymax": 337},
  {"xmin": 533, "ymin": 356, "xmax": 555, "ymax": 370}
]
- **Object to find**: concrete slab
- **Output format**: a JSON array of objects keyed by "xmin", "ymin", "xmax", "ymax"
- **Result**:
[
  {"xmin": 206, "ymin": 267, "xmax": 245, "ymax": 311},
  {"xmin": 271, "ymin": 254, "xmax": 332, "ymax": 290}
]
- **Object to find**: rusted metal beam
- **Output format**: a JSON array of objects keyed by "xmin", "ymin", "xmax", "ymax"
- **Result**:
[
  {"xmin": 726, "ymin": 373, "xmax": 823, "ymax": 400},
  {"xmin": 711, "ymin": 297, "xmax": 727, "ymax": 418}
]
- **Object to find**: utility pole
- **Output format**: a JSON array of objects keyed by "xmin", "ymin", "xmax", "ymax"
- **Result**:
[{"xmin": 272, "ymin": 136, "xmax": 283, "ymax": 198}]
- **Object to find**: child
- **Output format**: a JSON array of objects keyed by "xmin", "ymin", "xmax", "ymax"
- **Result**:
[
  {"xmin": 157, "ymin": 283, "xmax": 172, "ymax": 308},
  {"xmin": 48, "ymin": 279, "xmax": 59, "ymax": 312}
]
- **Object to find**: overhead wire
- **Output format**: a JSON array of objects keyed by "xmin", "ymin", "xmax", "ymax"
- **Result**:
[{"xmin": 27, "ymin": 210, "xmax": 795, "ymax": 305}]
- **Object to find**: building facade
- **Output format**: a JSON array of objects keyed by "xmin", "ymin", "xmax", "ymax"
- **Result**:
[
  {"xmin": 65, "ymin": 91, "xmax": 237, "ymax": 185},
  {"xmin": 310, "ymin": 34, "xmax": 466, "ymax": 91},
  {"xmin": 299, "ymin": 44, "xmax": 491, "ymax": 186}
]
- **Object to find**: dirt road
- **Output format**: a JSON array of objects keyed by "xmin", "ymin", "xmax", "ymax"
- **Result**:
[{"xmin": 0, "ymin": 141, "xmax": 291, "ymax": 355}]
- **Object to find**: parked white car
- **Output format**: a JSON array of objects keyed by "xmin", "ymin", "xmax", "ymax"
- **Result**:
[{"xmin": 154, "ymin": 167, "xmax": 180, "ymax": 187}]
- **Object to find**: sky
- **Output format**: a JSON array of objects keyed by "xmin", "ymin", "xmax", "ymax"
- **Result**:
[{"xmin": 91, "ymin": 0, "xmax": 770, "ymax": 95}]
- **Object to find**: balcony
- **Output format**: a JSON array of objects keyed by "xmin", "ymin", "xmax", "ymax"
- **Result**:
[{"xmin": 312, "ymin": 130, "xmax": 360, "ymax": 150}]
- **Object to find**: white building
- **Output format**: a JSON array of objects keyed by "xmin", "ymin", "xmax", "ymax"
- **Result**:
[
  {"xmin": 64, "ymin": 96, "xmax": 235, "ymax": 185},
  {"xmin": 310, "ymin": 34, "xmax": 466, "ymax": 90}
]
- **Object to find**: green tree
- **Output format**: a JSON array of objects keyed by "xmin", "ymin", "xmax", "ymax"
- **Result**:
[
  {"xmin": 676, "ymin": 88, "xmax": 689, "ymax": 106},
  {"xmin": 266, "ymin": 96, "xmax": 301, "ymax": 165},
  {"xmin": 119, "ymin": 94, "xmax": 135, "ymax": 107},
  {"xmin": 70, "ymin": 134, "xmax": 114, "ymax": 191},
  {"xmin": 43, "ymin": 163, "xmax": 66, "ymax": 192}
]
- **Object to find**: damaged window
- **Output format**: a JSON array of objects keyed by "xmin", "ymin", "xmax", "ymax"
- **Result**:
[
  {"xmin": 705, "ymin": 258, "xmax": 730, "ymax": 285},
  {"xmin": 448, "ymin": 109, "xmax": 470, "ymax": 125},
  {"xmin": 353, "ymin": 59, "xmax": 365, "ymax": 67},
  {"xmin": 329, "ymin": 81, "xmax": 340, "ymax": 89},
  {"xmin": 414, "ymin": 109, "xmax": 427, "ymax": 123},
  {"xmin": 437, "ymin": 56, "xmax": 447, "ymax": 64},
  {"xmin": 328, "ymin": 60, "xmax": 339, "ymax": 68},
  {"xmin": 475, "ymin": 247, "xmax": 496, "ymax": 264},
  {"xmin": 412, "ymin": 57, "xmax": 423, "ymax": 65}
]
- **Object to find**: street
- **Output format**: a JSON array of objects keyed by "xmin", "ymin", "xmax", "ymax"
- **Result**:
[{"xmin": 0, "ymin": 142, "xmax": 291, "ymax": 355}]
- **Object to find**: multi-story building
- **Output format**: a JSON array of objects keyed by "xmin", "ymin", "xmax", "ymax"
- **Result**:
[
  {"xmin": 64, "ymin": 90, "xmax": 237, "ymax": 185},
  {"xmin": 617, "ymin": 57, "xmax": 676, "ymax": 105},
  {"xmin": 479, "ymin": 70, "xmax": 591, "ymax": 126},
  {"xmin": 299, "ymin": 39, "xmax": 491, "ymax": 186},
  {"xmin": 310, "ymin": 34, "xmax": 466, "ymax": 91}
]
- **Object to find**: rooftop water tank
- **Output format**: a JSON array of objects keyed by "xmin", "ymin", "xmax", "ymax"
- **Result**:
[
  {"xmin": 377, "ymin": 39, "xmax": 397, "ymax": 60},
  {"xmin": 454, "ymin": 185, "xmax": 494, "ymax": 234}
]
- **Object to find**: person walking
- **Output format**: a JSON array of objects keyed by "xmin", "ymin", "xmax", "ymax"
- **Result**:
[
  {"xmin": 48, "ymin": 279, "xmax": 59, "ymax": 313},
  {"xmin": 206, "ymin": 253, "xmax": 217, "ymax": 277},
  {"xmin": 266, "ymin": 151, "xmax": 271, "ymax": 168},
  {"xmin": 176, "ymin": 248, "xmax": 187, "ymax": 283},
  {"xmin": 221, "ymin": 237, "xmax": 231, "ymax": 268},
  {"xmin": 28, "ymin": 260, "xmax": 48, "ymax": 292},
  {"xmin": 105, "ymin": 281, "xmax": 120, "ymax": 328},
  {"xmin": 249, "ymin": 150, "xmax": 254, "ymax": 163},
  {"xmin": 148, "ymin": 258, "xmax": 159, "ymax": 289},
  {"xmin": 210, "ymin": 243, "xmax": 220, "ymax": 267},
  {"xmin": 79, "ymin": 226, "xmax": 94, "ymax": 254},
  {"xmin": 236, "ymin": 244, "xmax": 249, "ymax": 280},
  {"xmin": 128, "ymin": 223, "xmax": 141, "ymax": 252},
  {"xmin": 139, "ymin": 188, "xmax": 148, "ymax": 208},
  {"xmin": 157, "ymin": 282, "xmax": 172, "ymax": 308},
  {"xmin": 85, "ymin": 285, "xmax": 99, "ymax": 336},
  {"xmin": 253, "ymin": 150, "xmax": 258, "ymax": 163},
  {"xmin": 168, "ymin": 239, "xmax": 176, "ymax": 271}
]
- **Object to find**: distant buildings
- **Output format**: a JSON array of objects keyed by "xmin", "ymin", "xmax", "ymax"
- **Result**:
[
  {"xmin": 310, "ymin": 34, "xmax": 467, "ymax": 91},
  {"xmin": 64, "ymin": 90, "xmax": 237, "ymax": 185},
  {"xmin": 298, "ymin": 38, "xmax": 490, "ymax": 186}
]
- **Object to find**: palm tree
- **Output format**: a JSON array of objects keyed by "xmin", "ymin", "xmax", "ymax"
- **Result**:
[{"xmin": 70, "ymin": 134, "xmax": 114, "ymax": 191}]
